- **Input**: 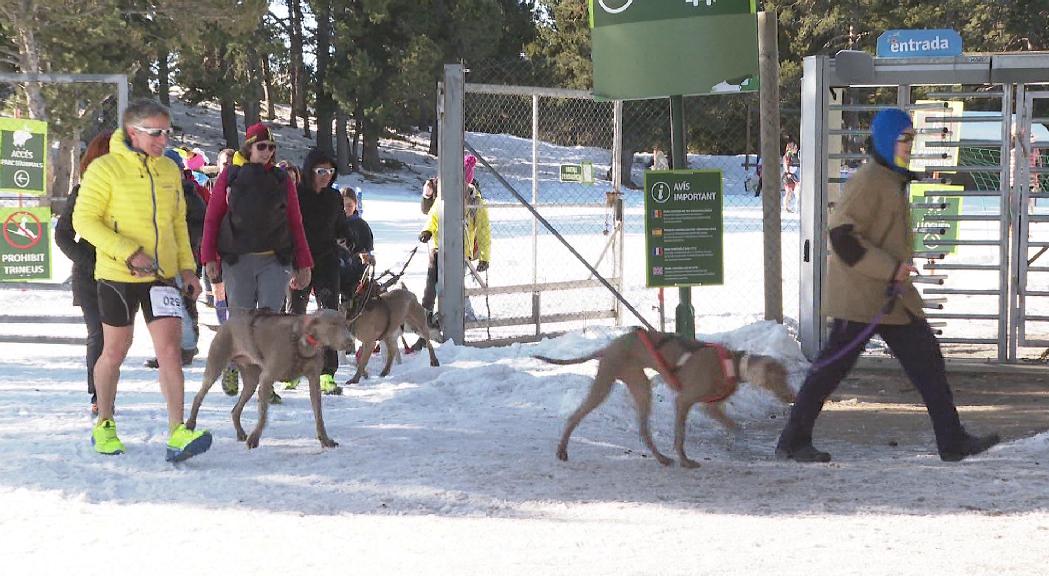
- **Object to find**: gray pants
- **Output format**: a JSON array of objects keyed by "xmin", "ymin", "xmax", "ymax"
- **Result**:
[{"xmin": 223, "ymin": 253, "xmax": 291, "ymax": 314}]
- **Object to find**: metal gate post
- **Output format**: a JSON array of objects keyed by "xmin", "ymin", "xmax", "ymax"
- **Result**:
[
  {"xmin": 438, "ymin": 64, "xmax": 466, "ymax": 344},
  {"xmin": 613, "ymin": 99, "xmax": 625, "ymax": 326},
  {"xmin": 1000, "ymin": 85, "xmax": 1015, "ymax": 361},
  {"xmin": 531, "ymin": 93, "xmax": 541, "ymax": 335},
  {"xmin": 799, "ymin": 56, "xmax": 831, "ymax": 359}
]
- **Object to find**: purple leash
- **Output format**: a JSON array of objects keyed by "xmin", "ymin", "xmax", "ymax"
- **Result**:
[{"xmin": 808, "ymin": 282, "xmax": 903, "ymax": 374}]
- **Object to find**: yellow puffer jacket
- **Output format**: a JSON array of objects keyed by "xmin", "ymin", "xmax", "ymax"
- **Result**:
[
  {"xmin": 423, "ymin": 184, "xmax": 491, "ymax": 261},
  {"xmin": 73, "ymin": 130, "xmax": 194, "ymax": 283}
]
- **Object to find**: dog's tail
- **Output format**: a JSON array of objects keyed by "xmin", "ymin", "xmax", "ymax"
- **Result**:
[{"xmin": 533, "ymin": 350, "xmax": 604, "ymax": 365}]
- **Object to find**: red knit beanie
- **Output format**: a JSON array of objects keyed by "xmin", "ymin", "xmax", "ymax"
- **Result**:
[{"xmin": 245, "ymin": 123, "xmax": 273, "ymax": 144}]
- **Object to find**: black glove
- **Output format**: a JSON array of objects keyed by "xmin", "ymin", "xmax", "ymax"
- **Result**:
[
  {"xmin": 419, "ymin": 230, "xmax": 432, "ymax": 243},
  {"xmin": 476, "ymin": 260, "xmax": 489, "ymax": 272}
]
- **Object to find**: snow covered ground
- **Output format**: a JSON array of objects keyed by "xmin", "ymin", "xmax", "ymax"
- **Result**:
[
  {"xmin": 2, "ymin": 99, "xmax": 1048, "ymax": 574},
  {"xmin": 3, "ymin": 184, "xmax": 1048, "ymax": 575}
]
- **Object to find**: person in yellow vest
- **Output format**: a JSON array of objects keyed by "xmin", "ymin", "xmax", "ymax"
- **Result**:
[
  {"xmin": 418, "ymin": 154, "xmax": 490, "ymax": 328},
  {"xmin": 73, "ymin": 99, "xmax": 211, "ymax": 462}
]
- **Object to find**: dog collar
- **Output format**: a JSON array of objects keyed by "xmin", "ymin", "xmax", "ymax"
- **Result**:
[{"xmin": 304, "ymin": 333, "xmax": 320, "ymax": 347}]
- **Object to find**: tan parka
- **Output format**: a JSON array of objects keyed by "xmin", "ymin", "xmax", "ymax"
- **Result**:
[{"xmin": 822, "ymin": 159, "xmax": 924, "ymax": 324}]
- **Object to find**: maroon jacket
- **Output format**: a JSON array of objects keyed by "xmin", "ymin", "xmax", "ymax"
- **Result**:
[{"xmin": 200, "ymin": 162, "xmax": 313, "ymax": 269}]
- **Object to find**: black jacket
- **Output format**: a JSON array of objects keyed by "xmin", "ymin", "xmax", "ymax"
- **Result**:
[
  {"xmin": 183, "ymin": 177, "xmax": 207, "ymax": 264},
  {"xmin": 298, "ymin": 148, "xmax": 352, "ymax": 259},
  {"xmin": 345, "ymin": 215, "xmax": 373, "ymax": 255},
  {"xmin": 55, "ymin": 184, "xmax": 96, "ymax": 304}
]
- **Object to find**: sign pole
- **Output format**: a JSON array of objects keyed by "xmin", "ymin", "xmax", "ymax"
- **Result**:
[{"xmin": 669, "ymin": 94, "xmax": 695, "ymax": 338}]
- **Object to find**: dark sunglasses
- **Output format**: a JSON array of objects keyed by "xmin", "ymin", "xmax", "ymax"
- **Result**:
[
  {"xmin": 314, "ymin": 167, "xmax": 336, "ymax": 176},
  {"xmin": 254, "ymin": 142, "xmax": 277, "ymax": 152},
  {"xmin": 133, "ymin": 125, "xmax": 173, "ymax": 137}
]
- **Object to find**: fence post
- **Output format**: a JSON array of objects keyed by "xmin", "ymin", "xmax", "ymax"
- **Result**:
[
  {"xmin": 613, "ymin": 99, "xmax": 624, "ymax": 326},
  {"xmin": 758, "ymin": 10, "xmax": 784, "ymax": 323},
  {"xmin": 438, "ymin": 64, "xmax": 466, "ymax": 344},
  {"xmin": 669, "ymin": 94, "xmax": 695, "ymax": 338},
  {"xmin": 532, "ymin": 93, "xmax": 540, "ymax": 336}
]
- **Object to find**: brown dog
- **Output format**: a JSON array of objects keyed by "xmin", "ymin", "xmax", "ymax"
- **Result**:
[
  {"xmin": 186, "ymin": 309, "xmax": 354, "ymax": 449},
  {"xmin": 536, "ymin": 329, "xmax": 794, "ymax": 468},
  {"xmin": 344, "ymin": 287, "xmax": 439, "ymax": 384}
]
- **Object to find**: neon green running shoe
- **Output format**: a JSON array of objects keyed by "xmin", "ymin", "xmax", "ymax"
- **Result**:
[
  {"xmin": 92, "ymin": 419, "xmax": 125, "ymax": 455},
  {"xmin": 166, "ymin": 424, "xmax": 212, "ymax": 463},
  {"xmin": 221, "ymin": 366, "xmax": 239, "ymax": 396},
  {"xmin": 320, "ymin": 374, "xmax": 342, "ymax": 396},
  {"xmin": 283, "ymin": 376, "xmax": 301, "ymax": 391}
]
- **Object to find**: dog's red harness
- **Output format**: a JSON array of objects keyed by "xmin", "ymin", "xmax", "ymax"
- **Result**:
[{"xmin": 636, "ymin": 328, "xmax": 737, "ymax": 403}]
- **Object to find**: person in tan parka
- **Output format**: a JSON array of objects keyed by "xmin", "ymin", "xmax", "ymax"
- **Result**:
[{"xmin": 775, "ymin": 108, "xmax": 1000, "ymax": 464}]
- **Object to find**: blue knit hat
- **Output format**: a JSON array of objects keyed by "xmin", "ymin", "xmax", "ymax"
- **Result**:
[{"xmin": 870, "ymin": 108, "xmax": 913, "ymax": 171}]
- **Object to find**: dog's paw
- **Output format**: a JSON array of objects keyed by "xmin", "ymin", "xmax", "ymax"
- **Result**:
[
  {"xmin": 236, "ymin": 430, "xmax": 247, "ymax": 442},
  {"xmin": 679, "ymin": 458, "xmax": 701, "ymax": 469},
  {"xmin": 319, "ymin": 437, "xmax": 339, "ymax": 448},
  {"xmin": 556, "ymin": 447, "xmax": 569, "ymax": 461},
  {"xmin": 654, "ymin": 453, "xmax": 674, "ymax": 466},
  {"xmin": 246, "ymin": 434, "xmax": 260, "ymax": 449}
]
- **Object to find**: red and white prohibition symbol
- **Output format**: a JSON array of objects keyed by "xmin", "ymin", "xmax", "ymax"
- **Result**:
[{"xmin": 3, "ymin": 211, "xmax": 41, "ymax": 250}]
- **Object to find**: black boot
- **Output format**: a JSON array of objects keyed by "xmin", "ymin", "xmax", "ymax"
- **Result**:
[
  {"xmin": 940, "ymin": 432, "xmax": 1000, "ymax": 462},
  {"xmin": 775, "ymin": 444, "xmax": 832, "ymax": 463}
]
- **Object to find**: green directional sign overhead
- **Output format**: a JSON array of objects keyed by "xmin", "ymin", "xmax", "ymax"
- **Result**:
[
  {"xmin": 589, "ymin": 0, "xmax": 758, "ymax": 100},
  {"xmin": 0, "ymin": 118, "xmax": 47, "ymax": 196}
]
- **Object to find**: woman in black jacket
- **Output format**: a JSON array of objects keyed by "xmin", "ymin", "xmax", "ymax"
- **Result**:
[
  {"xmin": 55, "ymin": 131, "xmax": 111, "ymax": 416},
  {"xmin": 288, "ymin": 148, "xmax": 353, "ymax": 395}
]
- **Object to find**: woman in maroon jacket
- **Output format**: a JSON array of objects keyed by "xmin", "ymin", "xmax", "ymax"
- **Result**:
[{"xmin": 199, "ymin": 123, "xmax": 313, "ymax": 398}]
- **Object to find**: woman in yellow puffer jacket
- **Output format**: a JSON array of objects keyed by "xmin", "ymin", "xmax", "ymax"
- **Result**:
[{"xmin": 73, "ymin": 99, "xmax": 211, "ymax": 463}]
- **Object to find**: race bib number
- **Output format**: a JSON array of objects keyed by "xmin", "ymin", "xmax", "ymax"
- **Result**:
[{"xmin": 150, "ymin": 285, "xmax": 183, "ymax": 318}]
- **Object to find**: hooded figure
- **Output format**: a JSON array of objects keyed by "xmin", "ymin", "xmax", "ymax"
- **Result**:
[
  {"xmin": 869, "ymin": 107, "xmax": 914, "ymax": 174},
  {"xmin": 286, "ymin": 147, "xmax": 353, "ymax": 395},
  {"xmin": 774, "ymin": 106, "xmax": 1000, "ymax": 465}
]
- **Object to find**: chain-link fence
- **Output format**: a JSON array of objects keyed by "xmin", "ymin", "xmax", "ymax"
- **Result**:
[{"xmin": 461, "ymin": 78, "xmax": 799, "ymax": 343}]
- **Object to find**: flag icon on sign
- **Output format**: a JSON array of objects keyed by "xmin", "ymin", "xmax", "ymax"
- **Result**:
[
  {"xmin": 653, "ymin": 209, "xmax": 663, "ymax": 218},
  {"xmin": 653, "ymin": 247, "xmax": 663, "ymax": 256},
  {"xmin": 653, "ymin": 267, "xmax": 664, "ymax": 276},
  {"xmin": 653, "ymin": 228, "xmax": 663, "ymax": 237}
]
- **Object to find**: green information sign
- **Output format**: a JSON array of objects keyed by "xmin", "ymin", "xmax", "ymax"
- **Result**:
[
  {"xmin": 0, "ymin": 207, "xmax": 51, "ymax": 281},
  {"xmin": 589, "ymin": 0, "xmax": 758, "ymax": 100},
  {"xmin": 644, "ymin": 170, "xmax": 723, "ymax": 287},
  {"xmin": 0, "ymin": 118, "xmax": 48, "ymax": 196},
  {"xmin": 559, "ymin": 162, "xmax": 594, "ymax": 183},
  {"xmin": 910, "ymin": 183, "xmax": 963, "ymax": 255}
]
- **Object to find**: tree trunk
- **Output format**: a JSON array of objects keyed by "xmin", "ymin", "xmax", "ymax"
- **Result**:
[
  {"xmin": 262, "ymin": 54, "xmax": 276, "ymax": 121},
  {"xmin": 243, "ymin": 39, "xmax": 263, "ymax": 127},
  {"xmin": 131, "ymin": 60, "xmax": 151, "ymax": 99},
  {"xmin": 158, "ymin": 51, "xmax": 170, "ymax": 107},
  {"xmin": 220, "ymin": 96, "xmax": 239, "ymax": 149},
  {"xmin": 362, "ymin": 117, "xmax": 381, "ymax": 172},
  {"xmin": 428, "ymin": 84, "xmax": 438, "ymax": 156},
  {"xmin": 350, "ymin": 99, "xmax": 362, "ymax": 172},
  {"xmin": 336, "ymin": 109, "xmax": 351, "ymax": 173},
  {"xmin": 288, "ymin": 0, "xmax": 305, "ymax": 131},
  {"xmin": 313, "ymin": 0, "xmax": 334, "ymax": 152},
  {"xmin": 11, "ymin": 11, "xmax": 48, "ymax": 119},
  {"xmin": 48, "ymin": 136, "xmax": 78, "ymax": 207}
]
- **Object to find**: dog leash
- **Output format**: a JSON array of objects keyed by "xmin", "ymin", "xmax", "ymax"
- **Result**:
[
  {"xmin": 376, "ymin": 245, "xmax": 419, "ymax": 291},
  {"xmin": 635, "ymin": 328, "xmax": 738, "ymax": 403},
  {"xmin": 808, "ymin": 281, "xmax": 902, "ymax": 374}
]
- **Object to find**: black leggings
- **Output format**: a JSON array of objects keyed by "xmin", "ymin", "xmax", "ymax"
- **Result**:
[
  {"xmin": 75, "ymin": 278, "xmax": 103, "ymax": 404},
  {"xmin": 289, "ymin": 252, "xmax": 340, "ymax": 376},
  {"xmin": 779, "ymin": 314, "xmax": 967, "ymax": 455}
]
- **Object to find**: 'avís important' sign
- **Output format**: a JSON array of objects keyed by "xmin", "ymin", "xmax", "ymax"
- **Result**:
[{"xmin": 644, "ymin": 170, "xmax": 723, "ymax": 288}]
